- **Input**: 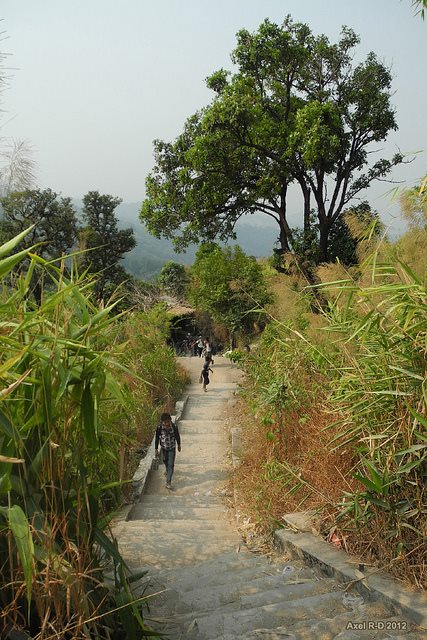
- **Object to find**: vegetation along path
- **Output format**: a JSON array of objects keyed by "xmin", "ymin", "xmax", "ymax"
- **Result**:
[{"xmin": 113, "ymin": 357, "xmax": 423, "ymax": 639}]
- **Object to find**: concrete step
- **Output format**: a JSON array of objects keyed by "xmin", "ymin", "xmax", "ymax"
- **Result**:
[
  {"xmin": 156, "ymin": 595, "xmax": 421, "ymax": 640},
  {"xmin": 116, "ymin": 518, "xmax": 239, "ymax": 534},
  {"xmin": 156, "ymin": 574, "xmax": 336, "ymax": 616},
  {"xmin": 213, "ymin": 612, "xmax": 423, "ymax": 640},
  {"xmin": 130, "ymin": 504, "xmax": 228, "ymax": 521},
  {"xmin": 155, "ymin": 555, "xmax": 321, "ymax": 594},
  {"xmin": 116, "ymin": 521, "xmax": 241, "ymax": 568},
  {"xmin": 155, "ymin": 590, "xmax": 358, "ymax": 639},
  {"xmin": 133, "ymin": 494, "xmax": 229, "ymax": 508}
]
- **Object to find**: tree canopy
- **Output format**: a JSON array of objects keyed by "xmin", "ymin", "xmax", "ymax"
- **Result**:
[
  {"xmin": 158, "ymin": 260, "xmax": 189, "ymax": 299},
  {"xmin": 81, "ymin": 191, "xmax": 136, "ymax": 300},
  {"xmin": 140, "ymin": 16, "xmax": 402, "ymax": 263},
  {"xmin": 0, "ymin": 188, "xmax": 78, "ymax": 259},
  {"xmin": 189, "ymin": 243, "xmax": 272, "ymax": 345}
]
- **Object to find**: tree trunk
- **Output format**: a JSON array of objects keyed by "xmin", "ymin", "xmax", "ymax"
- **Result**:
[
  {"xmin": 319, "ymin": 222, "xmax": 330, "ymax": 263},
  {"xmin": 277, "ymin": 183, "xmax": 294, "ymax": 254},
  {"xmin": 278, "ymin": 224, "xmax": 292, "ymax": 253},
  {"xmin": 300, "ymin": 182, "xmax": 311, "ymax": 236}
]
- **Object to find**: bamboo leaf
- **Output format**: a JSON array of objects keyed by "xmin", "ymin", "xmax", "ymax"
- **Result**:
[
  {"xmin": 0, "ymin": 248, "xmax": 33, "ymax": 278},
  {"xmin": 408, "ymin": 406, "xmax": 427, "ymax": 429},
  {"xmin": 0, "ymin": 408, "xmax": 22, "ymax": 442},
  {"xmin": 82, "ymin": 383, "xmax": 97, "ymax": 449},
  {"xmin": 93, "ymin": 528, "xmax": 131, "ymax": 571},
  {"xmin": 396, "ymin": 259, "xmax": 422, "ymax": 285},
  {"xmin": 71, "ymin": 301, "xmax": 120, "ymax": 340},
  {"xmin": 396, "ymin": 459, "xmax": 425, "ymax": 474},
  {"xmin": 0, "ymin": 226, "xmax": 34, "ymax": 259},
  {"xmin": 397, "ymin": 444, "xmax": 427, "ymax": 455},
  {"xmin": 0, "ymin": 505, "xmax": 34, "ymax": 605},
  {"xmin": 353, "ymin": 474, "xmax": 381, "ymax": 494}
]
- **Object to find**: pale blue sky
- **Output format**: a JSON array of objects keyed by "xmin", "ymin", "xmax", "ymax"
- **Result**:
[{"xmin": 1, "ymin": 0, "xmax": 426, "ymax": 234}]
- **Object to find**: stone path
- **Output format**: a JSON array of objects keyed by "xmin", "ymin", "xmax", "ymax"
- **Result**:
[{"xmin": 113, "ymin": 356, "xmax": 424, "ymax": 639}]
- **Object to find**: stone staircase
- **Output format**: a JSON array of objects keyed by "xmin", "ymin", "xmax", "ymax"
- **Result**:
[
  {"xmin": 140, "ymin": 550, "xmax": 421, "ymax": 639},
  {"xmin": 113, "ymin": 357, "xmax": 425, "ymax": 639}
]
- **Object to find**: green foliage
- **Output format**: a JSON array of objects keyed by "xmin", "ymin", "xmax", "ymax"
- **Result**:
[
  {"xmin": 141, "ymin": 16, "xmax": 402, "ymax": 263},
  {"xmin": 0, "ymin": 188, "xmax": 78, "ymax": 259},
  {"xmin": 81, "ymin": 191, "xmax": 136, "ymax": 301},
  {"xmin": 328, "ymin": 202, "xmax": 383, "ymax": 265},
  {"xmin": 189, "ymin": 243, "xmax": 272, "ymax": 343},
  {"xmin": 158, "ymin": 260, "xmax": 189, "ymax": 298},
  {"xmin": 411, "ymin": 0, "xmax": 427, "ymax": 19},
  {"xmin": 0, "ymin": 231, "xmax": 183, "ymax": 637}
]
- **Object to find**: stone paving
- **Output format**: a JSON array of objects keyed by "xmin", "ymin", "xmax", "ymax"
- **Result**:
[{"xmin": 113, "ymin": 356, "xmax": 425, "ymax": 639}]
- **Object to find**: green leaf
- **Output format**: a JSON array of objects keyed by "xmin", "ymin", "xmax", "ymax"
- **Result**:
[
  {"xmin": 0, "ymin": 473, "xmax": 12, "ymax": 494},
  {"xmin": 0, "ymin": 226, "xmax": 34, "ymax": 259},
  {"xmin": 353, "ymin": 474, "xmax": 381, "ymax": 494},
  {"xmin": 396, "ymin": 444, "xmax": 427, "ymax": 456},
  {"xmin": 1, "ymin": 505, "xmax": 34, "ymax": 605},
  {"xmin": 71, "ymin": 301, "xmax": 120, "ymax": 340},
  {"xmin": 388, "ymin": 365, "xmax": 424, "ymax": 381},
  {"xmin": 0, "ymin": 408, "xmax": 22, "ymax": 443},
  {"xmin": 93, "ymin": 528, "xmax": 131, "ymax": 572},
  {"xmin": 396, "ymin": 459, "xmax": 425, "ymax": 474},
  {"xmin": 82, "ymin": 383, "xmax": 97, "ymax": 449},
  {"xmin": 408, "ymin": 406, "xmax": 427, "ymax": 430},
  {"xmin": 0, "ymin": 248, "xmax": 33, "ymax": 279}
]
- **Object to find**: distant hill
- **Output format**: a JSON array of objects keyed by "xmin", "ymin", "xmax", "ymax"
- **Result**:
[{"xmin": 116, "ymin": 202, "xmax": 279, "ymax": 280}]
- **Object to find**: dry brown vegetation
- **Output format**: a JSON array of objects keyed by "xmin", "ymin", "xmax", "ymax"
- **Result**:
[{"xmin": 231, "ymin": 396, "xmax": 359, "ymax": 529}]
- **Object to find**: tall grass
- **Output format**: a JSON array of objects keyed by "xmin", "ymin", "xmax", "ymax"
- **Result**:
[
  {"xmin": 320, "ymin": 253, "xmax": 426, "ymax": 586},
  {"xmin": 0, "ymin": 231, "xmax": 184, "ymax": 637},
  {"xmin": 234, "ymin": 242, "xmax": 426, "ymax": 588}
]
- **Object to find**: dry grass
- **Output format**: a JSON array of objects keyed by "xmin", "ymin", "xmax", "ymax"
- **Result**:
[
  {"xmin": 265, "ymin": 271, "xmax": 309, "ymax": 322},
  {"xmin": 229, "ymin": 396, "xmax": 359, "ymax": 528},
  {"xmin": 228, "ymin": 395, "xmax": 427, "ymax": 590}
]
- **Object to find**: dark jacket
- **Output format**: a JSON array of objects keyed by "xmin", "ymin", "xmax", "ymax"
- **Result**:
[{"xmin": 155, "ymin": 421, "xmax": 181, "ymax": 450}]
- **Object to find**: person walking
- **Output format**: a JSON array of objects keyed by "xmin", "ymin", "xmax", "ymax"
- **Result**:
[
  {"xmin": 204, "ymin": 338, "xmax": 214, "ymax": 365},
  {"xmin": 196, "ymin": 335, "xmax": 204, "ymax": 357},
  {"xmin": 155, "ymin": 412, "xmax": 181, "ymax": 489},
  {"xmin": 201, "ymin": 360, "xmax": 213, "ymax": 392}
]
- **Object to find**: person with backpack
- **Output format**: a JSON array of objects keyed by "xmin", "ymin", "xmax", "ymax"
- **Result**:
[{"xmin": 155, "ymin": 412, "xmax": 181, "ymax": 489}]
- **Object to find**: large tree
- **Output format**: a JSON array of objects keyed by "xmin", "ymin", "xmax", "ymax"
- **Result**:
[
  {"xmin": 81, "ymin": 191, "xmax": 136, "ymax": 300},
  {"xmin": 140, "ymin": 17, "xmax": 402, "ymax": 262}
]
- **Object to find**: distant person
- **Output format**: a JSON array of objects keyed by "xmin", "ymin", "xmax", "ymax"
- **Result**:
[
  {"xmin": 204, "ymin": 338, "xmax": 214, "ymax": 364},
  {"xmin": 155, "ymin": 412, "xmax": 181, "ymax": 489},
  {"xmin": 201, "ymin": 361, "xmax": 213, "ymax": 392},
  {"xmin": 196, "ymin": 335, "xmax": 204, "ymax": 357}
]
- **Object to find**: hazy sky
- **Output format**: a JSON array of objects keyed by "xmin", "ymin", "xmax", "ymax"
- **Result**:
[{"xmin": 1, "ymin": 0, "xmax": 426, "ymax": 234}]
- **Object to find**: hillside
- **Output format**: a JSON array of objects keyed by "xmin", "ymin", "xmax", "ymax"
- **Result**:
[{"xmin": 116, "ymin": 202, "xmax": 279, "ymax": 279}]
